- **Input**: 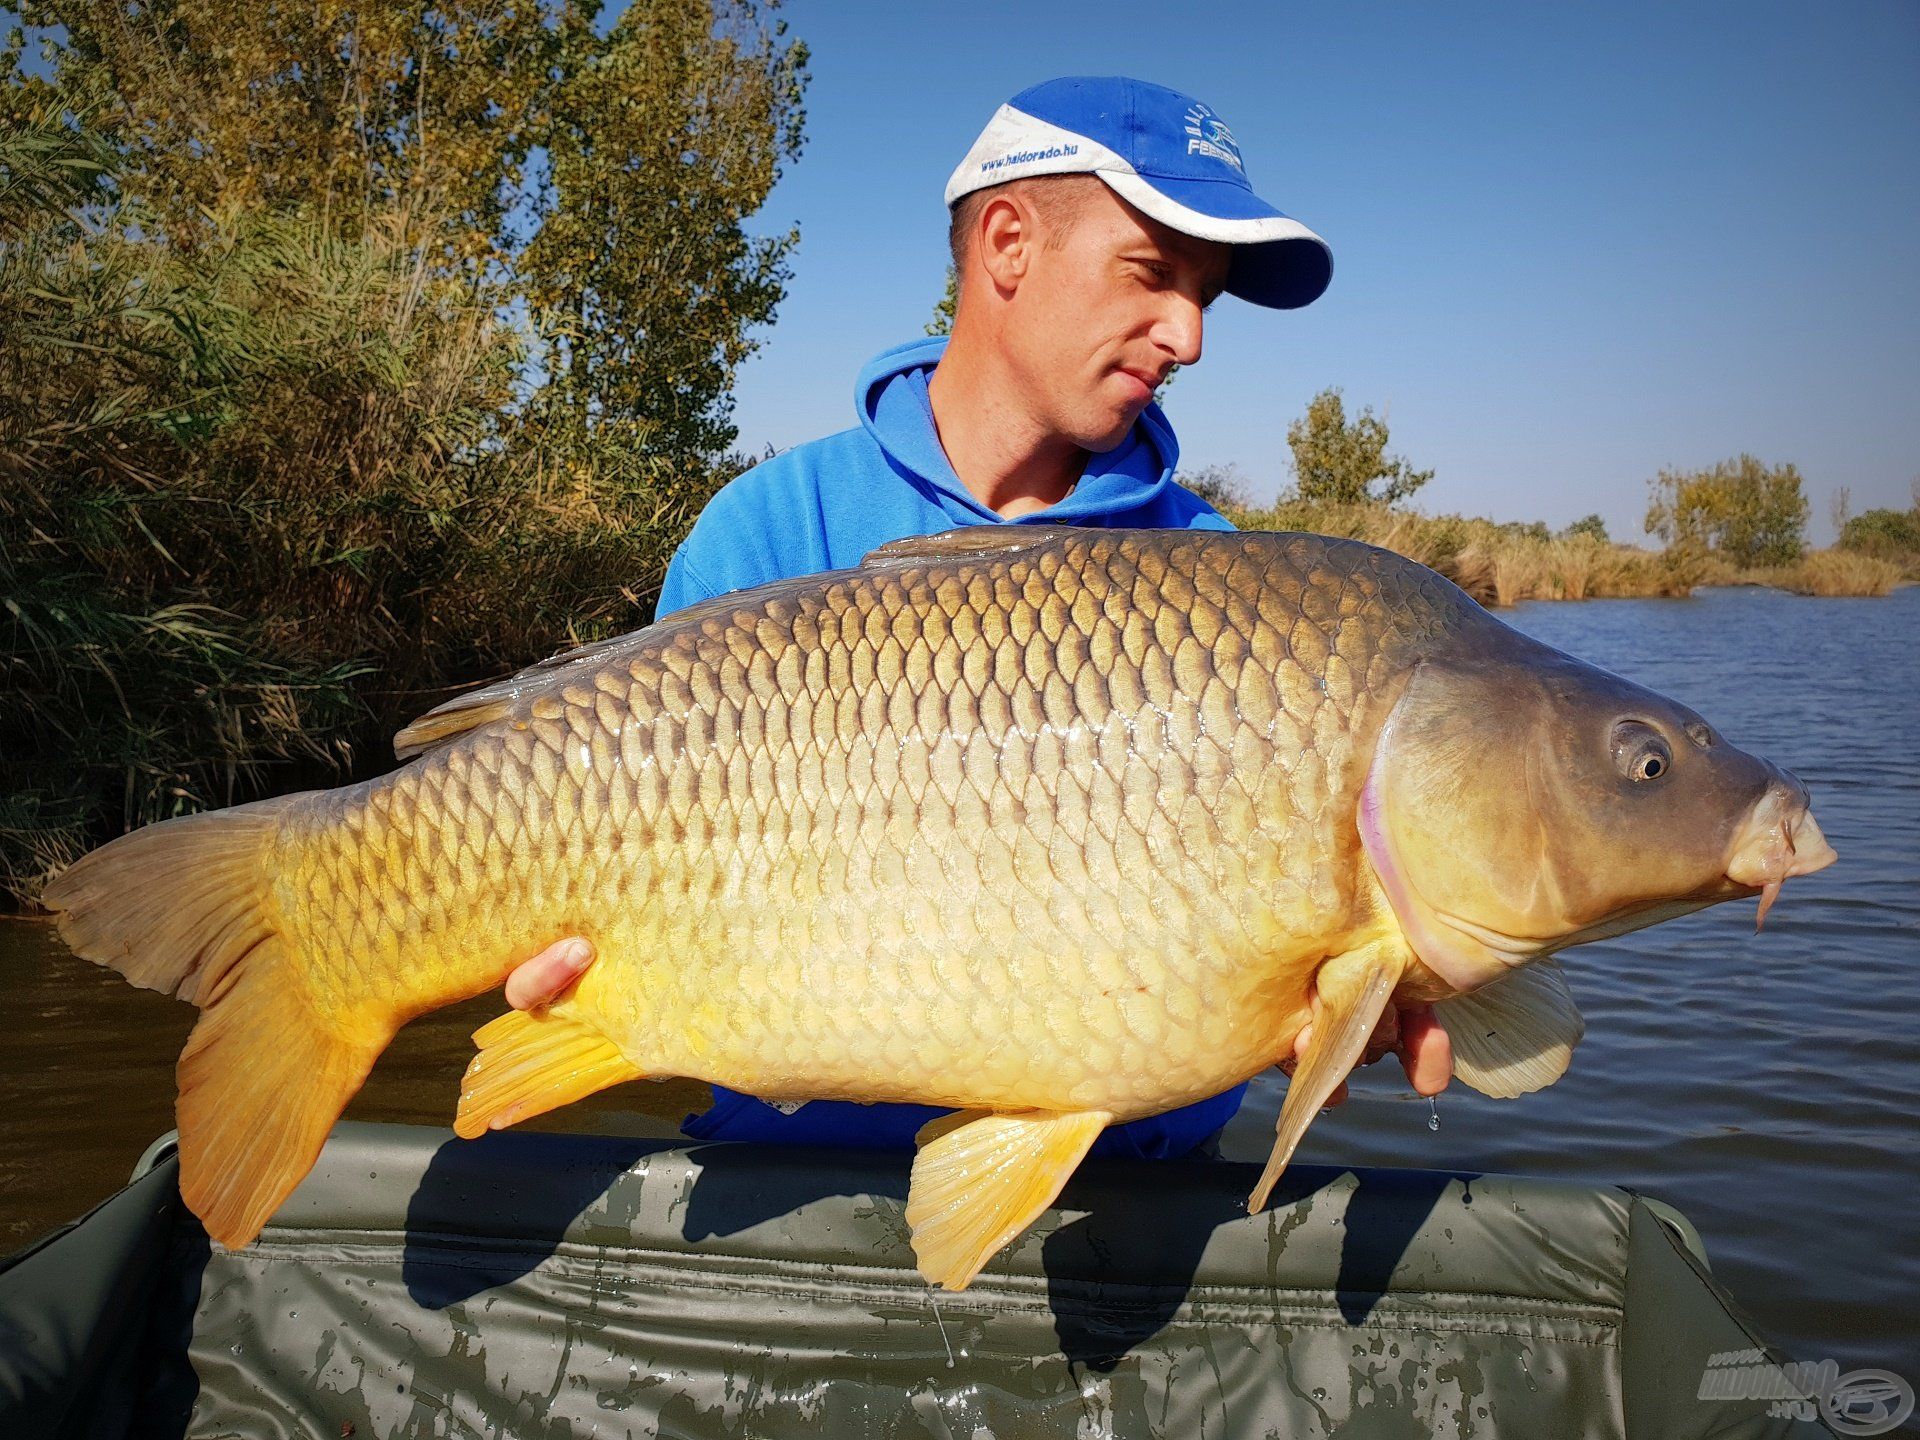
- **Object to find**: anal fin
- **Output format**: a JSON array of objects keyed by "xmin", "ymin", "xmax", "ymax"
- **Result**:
[
  {"xmin": 455, "ymin": 1008, "xmax": 643, "ymax": 1139},
  {"xmin": 1250, "ymin": 943, "xmax": 1404, "ymax": 1212},
  {"xmin": 906, "ymin": 1108, "xmax": 1111, "ymax": 1291},
  {"xmin": 1433, "ymin": 957, "xmax": 1584, "ymax": 1099}
]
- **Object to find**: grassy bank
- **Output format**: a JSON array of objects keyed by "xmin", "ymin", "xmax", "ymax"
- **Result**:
[
  {"xmin": 1227, "ymin": 500, "xmax": 1702, "ymax": 607},
  {"xmin": 1225, "ymin": 501, "xmax": 1908, "ymax": 605},
  {"xmin": 1729, "ymin": 549, "xmax": 1905, "ymax": 597}
]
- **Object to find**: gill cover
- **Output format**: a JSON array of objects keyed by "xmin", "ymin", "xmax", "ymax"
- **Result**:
[{"xmin": 1361, "ymin": 637, "xmax": 1807, "ymax": 996}]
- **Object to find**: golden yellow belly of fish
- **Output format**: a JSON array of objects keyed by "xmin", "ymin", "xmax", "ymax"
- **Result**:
[{"xmin": 46, "ymin": 525, "xmax": 1833, "ymax": 1290}]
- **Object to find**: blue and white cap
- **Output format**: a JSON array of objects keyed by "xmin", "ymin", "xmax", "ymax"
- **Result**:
[{"xmin": 946, "ymin": 76, "xmax": 1332, "ymax": 310}]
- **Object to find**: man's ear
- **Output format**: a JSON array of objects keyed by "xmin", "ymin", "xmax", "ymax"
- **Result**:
[{"xmin": 977, "ymin": 193, "xmax": 1034, "ymax": 294}]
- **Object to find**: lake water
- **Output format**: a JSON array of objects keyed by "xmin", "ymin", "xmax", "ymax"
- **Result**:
[
  {"xmin": 2, "ymin": 583, "xmax": 1914, "ymax": 1381},
  {"xmin": 1224, "ymin": 583, "xmax": 1920, "ymax": 1380}
]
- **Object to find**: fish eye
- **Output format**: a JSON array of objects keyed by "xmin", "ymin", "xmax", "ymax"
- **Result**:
[{"xmin": 1611, "ymin": 721, "xmax": 1674, "ymax": 784}]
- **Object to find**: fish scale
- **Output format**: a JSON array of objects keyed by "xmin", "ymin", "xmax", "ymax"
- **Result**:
[
  {"xmin": 48, "ymin": 524, "xmax": 1836, "ymax": 1284},
  {"xmin": 260, "ymin": 532, "xmax": 1439, "ymax": 1120}
]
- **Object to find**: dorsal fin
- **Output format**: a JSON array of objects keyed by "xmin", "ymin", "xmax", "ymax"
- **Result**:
[
  {"xmin": 392, "ymin": 697, "xmax": 514, "ymax": 760},
  {"xmin": 392, "ymin": 573, "xmax": 851, "ymax": 760},
  {"xmin": 862, "ymin": 524, "xmax": 1083, "ymax": 568},
  {"xmin": 392, "ymin": 631, "xmax": 641, "ymax": 760},
  {"xmin": 397, "ymin": 527, "xmax": 1084, "ymax": 761}
]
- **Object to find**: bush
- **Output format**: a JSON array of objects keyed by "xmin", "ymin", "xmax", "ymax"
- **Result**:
[
  {"xmin": 1562, "ymin": 513, "xmax": 1610, "ymax": 543},
  {"xmin": 1177, "ymin": 463, "xmax": 1254, "ymax": 512},
  {"xmin": 1644, "ymin": 454, "xmax": 1809, "ymax": 567},
  {"xmin": 1840, "ymin": 505, "xmax": 1920, "ymax": 574},
  {"xmin": 1286, "ymin": 389, "xmax": 1433, "ymax": 507},
  {"xmin": 1, "ymin": 189, "xmax": 744, "ymax": 904}
]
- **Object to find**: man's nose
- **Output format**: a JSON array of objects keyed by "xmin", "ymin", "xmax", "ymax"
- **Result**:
[{"xmin": 1154, "ymin": 295, "xmax": 1205, "ymax": 367}]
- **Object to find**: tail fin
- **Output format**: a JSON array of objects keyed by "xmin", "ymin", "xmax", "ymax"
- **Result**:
[{"xmin": 43, "ymin": 798, "xmax": 388, "ymax": 1248}]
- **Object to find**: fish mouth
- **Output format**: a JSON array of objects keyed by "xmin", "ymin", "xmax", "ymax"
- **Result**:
[{"xmin": 1724, "ymin": 784, "xmax": 1838, "ymax": 931}]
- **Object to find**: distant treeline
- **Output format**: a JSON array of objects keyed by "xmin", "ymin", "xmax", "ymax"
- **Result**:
[
  {"xmin": 1, "ymin": 1, "xmax": 808, "ymax": 905},
  {"xmin": 1183, "ymin": 391, "xmax": 1916, "ymax": 610}
]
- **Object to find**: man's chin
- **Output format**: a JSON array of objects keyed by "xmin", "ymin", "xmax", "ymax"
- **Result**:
[{"xmin": 1076, "ymin": 412, "xmax": 1140, "ymax": 455}]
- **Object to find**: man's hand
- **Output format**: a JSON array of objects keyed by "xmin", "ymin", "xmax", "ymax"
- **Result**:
[
  {"xmin": 1280, "ymin": 1001, "xmax": 1452, "ymax": 1108},
  {"xmin": 505, "ymin": 937, "xmax": 595, "ymax": 1011}
]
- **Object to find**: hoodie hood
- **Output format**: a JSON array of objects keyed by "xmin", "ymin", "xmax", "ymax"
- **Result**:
[{"xmin": 855, "ymin": 336, "xmax": 1183, "ymax": 526}]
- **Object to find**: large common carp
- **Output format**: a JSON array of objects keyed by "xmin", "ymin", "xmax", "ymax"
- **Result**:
[{"xmin": 46, "ymin": 527, "xmax": 1834, "ymax": 1289}]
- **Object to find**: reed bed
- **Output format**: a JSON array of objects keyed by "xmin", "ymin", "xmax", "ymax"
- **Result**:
[
  {"xmin": 1230, "ymin": 501, "xmax": 1700, "ymax": 607},
  {"xmin": 1738, "ymin": 549, "xmax": 1904, "ymax": 597}
]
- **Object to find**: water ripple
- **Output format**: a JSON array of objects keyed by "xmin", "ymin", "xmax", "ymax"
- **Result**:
[{"xmin": 1228, "ymin": 584, "xmax": 1920, "ymax": 1378}]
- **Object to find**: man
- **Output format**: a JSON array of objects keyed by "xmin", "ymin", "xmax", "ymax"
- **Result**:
[{"xmin": 502, "ymin": 76, "xmax": 1451, "ymax": 1153}]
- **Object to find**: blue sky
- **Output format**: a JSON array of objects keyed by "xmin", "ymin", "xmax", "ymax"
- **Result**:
[{"xmin": 727, "ymin": 0, "xmax": 1919, "ymax": 543}]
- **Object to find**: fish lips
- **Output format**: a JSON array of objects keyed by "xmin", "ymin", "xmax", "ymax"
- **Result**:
[{"xmin": 1724, "ymin": 782, "xmax": 1838, "ymax": 930}]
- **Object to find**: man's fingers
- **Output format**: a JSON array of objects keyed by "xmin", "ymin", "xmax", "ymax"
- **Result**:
[
  {"xmin": 1396, "ymin": 1005, "xmax": 1453, "ymax": 1096},
  {"xmin": 504, "ymin": 937, "xmax": 595, "ymax": 1011},
  {"xmin": 1359, "ymin": 1006, "xmax": 1401, "ymax": 1068},
  {"xmin": 1282, "ymin": 1003, "xmax": 1443, "ymax": 1111}
]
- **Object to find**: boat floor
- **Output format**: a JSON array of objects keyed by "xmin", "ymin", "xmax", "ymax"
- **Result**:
[{"xmin": 0, "ymin": 1122, "xmax": 1832, "ymax": 1439}]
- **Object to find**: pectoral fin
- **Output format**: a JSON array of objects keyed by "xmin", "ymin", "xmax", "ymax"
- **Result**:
[
  {"xmin": 1433, "ymin": 958, "xmax": 1584, "ymax": 1099},
  {"xmin": 455, "ymin": 1007, "xmax": 644, "ymax": 1138},
  {"xmin": 1250, "ymin": 945, "xmax": 1404, "ymax": 1212},
  {"xmin": 906, "ymin": 1108, "xmax": 1111, "ymax": 1291}
]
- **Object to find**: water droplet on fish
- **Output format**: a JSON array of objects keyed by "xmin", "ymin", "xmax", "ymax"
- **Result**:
[
  {"xmin": 1427, "ymin": 1097, "xmax": 1441, "ymax": 1131},
  {"xmin": 1311, "ymin": 1387, "xmax": 1328, "ymax": 1401}
]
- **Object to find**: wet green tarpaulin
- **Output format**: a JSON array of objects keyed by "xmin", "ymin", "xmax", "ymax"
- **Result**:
[{"xmin": 1, "ymin": 1122, "xmax": 1830, "ymax": 1438}]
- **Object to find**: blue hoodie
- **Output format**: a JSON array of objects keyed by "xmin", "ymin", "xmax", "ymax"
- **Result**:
[{"xmin": 662, "ymin": 336, "xmax": 1246, "ymax": 1158}]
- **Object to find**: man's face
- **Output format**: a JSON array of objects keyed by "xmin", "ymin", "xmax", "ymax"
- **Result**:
[{"xmin": 1006, "ymin": 183, "xmax": 1233, "ymax": 453}]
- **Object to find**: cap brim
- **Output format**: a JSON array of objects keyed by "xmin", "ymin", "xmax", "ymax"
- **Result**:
[{"xmin": 1097, "ymin": 170, "xmax": 1333, "ymax": 310}]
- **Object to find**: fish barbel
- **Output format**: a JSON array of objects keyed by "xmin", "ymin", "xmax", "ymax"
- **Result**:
[{"xmin": 46, "ymin": 526, "xmax": 1835, "ymax": 1288}]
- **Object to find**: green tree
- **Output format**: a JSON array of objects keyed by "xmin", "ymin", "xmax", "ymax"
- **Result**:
[
  {"xmin": 1643, "ymin": 454, "xmax": 1809, "ymax": 567},
  {"xmin": 8, "ymin": 0, "xmax": 808, "ymax": 465},
  {"xmin": 0, "ymin": 5, "xmax": 807, "ymax": 903},
  {"xmin": 1286, "ymin": 388, "xmax": 1432, "ymax": 507},
  {"xmin": 1562, "ymin": 513, "xmax": 1610, "ymax": 543},
  {"xmin": 518, "ymin": 3, "xmax": 809, "ymax": 462},
  {"xmin": 5, "ymin": 0, "xmax": 557, "ymax": 258}
]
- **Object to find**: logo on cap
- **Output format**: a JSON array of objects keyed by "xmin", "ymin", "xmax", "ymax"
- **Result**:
[{"xmin": 1183, "ymin": 103, "xmax": 1244, "ymax": 172}]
